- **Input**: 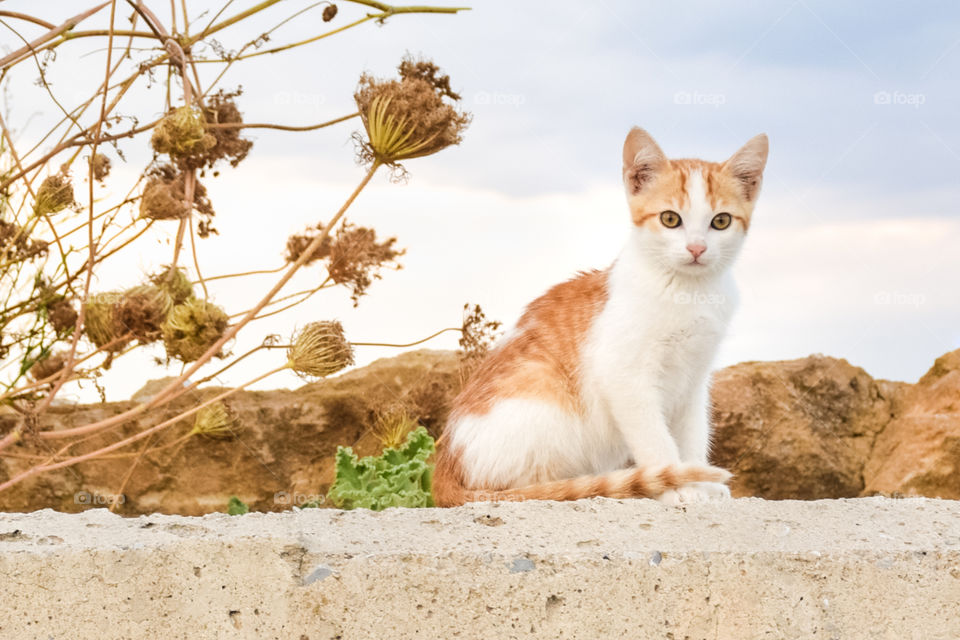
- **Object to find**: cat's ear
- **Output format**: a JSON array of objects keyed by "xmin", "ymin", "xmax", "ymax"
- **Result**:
[
  {"xmin": 724, "ymin": 134, "xmax": 768, "ymax": 201},
  {"xmin": 622, "ymin": 127, "xmax": 667, "ymax": 195}
]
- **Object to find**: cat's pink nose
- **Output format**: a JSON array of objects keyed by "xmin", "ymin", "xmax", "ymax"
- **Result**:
[{"xmin": 686, "ymin": 244, "xmax": 707, "ymax": 259}]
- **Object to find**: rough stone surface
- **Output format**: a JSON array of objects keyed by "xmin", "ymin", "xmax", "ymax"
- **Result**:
[
  {"xmin": 1, "ymin": 498, "xmax": 959, "ymax": 639},
  {"xmin": 864, "ymin": 349, "xmax": 960, "ymax": 498},
  {"xmin": 709, "ymin": 354, "xmax": 898, "ymax": 499},
  {"xmin": 0, "ymin": 350, "xmax": 459, "ymax": 515}
]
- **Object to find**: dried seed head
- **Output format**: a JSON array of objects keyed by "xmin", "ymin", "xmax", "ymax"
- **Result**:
[
  {"xmin": 325, "ymin": 222, "xmax": 403, "ymax": 305},
  {"xmin": 322, "ymin": 3, "xmax": 338, "ymax": 21},
  {"xmin": 0, "ymin": 220, "xmax": 48, "ymax": 261},
  {"xmin": 177, "ymin": 89, "xmax": 254, "ymax": 171},
  {"xmin": 90, "ymin": 153, "xmax": 111, "ymax": 181},
  {"xmin": 459, "ymin": 303, "xmax": 503, "ymax": 375},
  {"xmin": 354, "ymin": 55, "xmax": 470, "ymax": 168},
  {"xmin": 29, "ymin": 351, "xmax": 68, "ymax": 382},
  {"xmin": 47, "ymin": 297, "xmax": 78, "ymax": 334},
  {"xmin": 284, "ymin": 231, "xmax": 331, "ymax": 265},
  {"xmin": 151, "ymin": 106, "xmax": 217, "ymax": 160},
  {"xmin": 287, "ymin": 321, "xmax": 354, "ymax": 379},
  {"xmin": 162, "ymin": 298, "xmax": 229, "ymax": 362},
  {"xmin": 150, "ymin": 265, "xmax": 194, "ymax": 304},
  {"xmin": 398, "ymin": 57, "xmax": 461, "ymax": 100},
  {"xmin": 140, "ymin": 177, "xmax": 188, "ymax": 220},
  {"xmin": 139, "ymin": 165, "xmax": 215, "ymax": 221},
  {"xmin": 83, "ymin": 292, "xmax": 129, "ymax": 350},
  {"xmin": 372, "ymin": 405, "xmax": 419, "ymax": 451},
  {"xmin": 114, "ymin": 285, "xmax": 174, "ymax": 342},
  {"xmin": 191, "ymin": 401, "xmax": 239, "ymax": 440},
  {"xmin": 35, "ymin": 174, "xmax": 75, "ymax": 215}
]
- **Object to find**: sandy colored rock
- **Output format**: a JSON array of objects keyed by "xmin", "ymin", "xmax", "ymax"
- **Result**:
[
  {"xmin": 4, "ymin": 348, "xmax": 960, "ymax": 514},
  {"xmin": 864, "ymin": 349, "xmax": 960, "ymax": 498},
  {"xmin": 710, "ymin": 354, "xmax": 898, "ymax": 499},
  {"xmin": 0, "ymin": 498, "xmax": 958, "ymax": 639},
  {"xmin": 0, "ymin": 350, "xmax": 459, "ymax": 515}
]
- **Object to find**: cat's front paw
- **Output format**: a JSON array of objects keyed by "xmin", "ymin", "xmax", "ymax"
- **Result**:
[{"xmin": 656, "ymin": 481, "xmax": 730, "ymax": 505}]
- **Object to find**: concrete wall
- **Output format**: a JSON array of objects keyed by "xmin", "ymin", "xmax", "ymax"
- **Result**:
[{"xmin": 1, "ymin": 497, "xmax": 959, "ymax": 639}]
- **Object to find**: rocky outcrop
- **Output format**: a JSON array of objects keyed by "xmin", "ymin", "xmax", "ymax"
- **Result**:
[
  {"xmin": 0, "ymin": 350, "xmax": 459, "ymax": 515},
  {"xmin": 1, "ymin": 348, "xmax": 958, "ymax": 514},
  {"xmin": 708, "ymin": 355, "xmax": 900, "ymax": 499},
  {"xmin": 863, "ymin": 350, "xmax": 960, "ymax": 499}
]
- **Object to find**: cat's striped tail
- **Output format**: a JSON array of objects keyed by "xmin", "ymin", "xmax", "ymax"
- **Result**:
[{"xmin": 432, "ymin": 460, "xmax": 732, "ymax": 507}]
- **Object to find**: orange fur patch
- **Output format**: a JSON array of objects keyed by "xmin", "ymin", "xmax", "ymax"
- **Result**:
[
  {"xmin": 628, "ymin": 158, "xmax": 757, "ymax": 231},
  {"xmin": 451, "ymin": 269, "xmax": 609, "ymax": 417}
]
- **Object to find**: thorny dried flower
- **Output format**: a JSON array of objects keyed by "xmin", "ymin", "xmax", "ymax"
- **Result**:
[
  {"xmin": 114, "ymin": 285, "xmax": 174, "ymax": 342},
  {"xmin": 161, "ymin": 298, "xmax": 230, "ymax": 363},
  {"xmin": 191, "ymin": 401, "xmax": 239, "ymax": 440},
  {"xmin": 353, "ymin": 55, "xmax": 470, "ymax": 170},
  {"xmin": 322, "ymin": 3, "xmax": 338, "ymax": 21},
  {"xmin": 34, "ymin": 174, "xmax": 75, "ymax": 216},
  {"xmin": 151, "ymin": 106, "xmax": 217, "ymax": 161},
  {"xmin": 150, "ymin": 265, "xmax": 194, "ymax": 304},
  {"xmin": 139, "ymin": 164, "xmax": 215, "ymax": 226},
  {"xmin": 287, "ymin": 321, "xmax": 354, "ymax": 379},
  {"xmin": 90, "ymin": 153, "xmax": 111, "ymax": 182}
]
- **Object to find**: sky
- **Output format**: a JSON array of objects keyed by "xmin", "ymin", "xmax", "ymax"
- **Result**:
[{"xmin": 2, "ymin": 0, "xmax": 959, "ymax": 402}]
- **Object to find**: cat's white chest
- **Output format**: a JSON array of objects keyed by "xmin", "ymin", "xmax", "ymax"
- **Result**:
[{"xmin": 583, "ymin": 261, "xmax": 737, "ymax": 404}]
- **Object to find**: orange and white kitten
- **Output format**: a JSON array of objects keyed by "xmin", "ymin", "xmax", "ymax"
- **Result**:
[{"xmin": 434, "ymin": 127, "xmax": 768, "ymax": 507}]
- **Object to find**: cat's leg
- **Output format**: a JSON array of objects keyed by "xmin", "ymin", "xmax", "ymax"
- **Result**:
[
  {"xmin": 605, "ymin": 383, "xmax": 681, "ymax": 469},
  {"xmin": 673, "ymin": 380, "xmax": 712, "ymax": 464},
  {"xmin": 662, "ymin": 380, "xmax": 730, "ymax": 504}
]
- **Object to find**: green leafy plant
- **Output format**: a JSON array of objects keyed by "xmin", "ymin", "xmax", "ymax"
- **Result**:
[
  {"xmin": 327, "ymin": 426, "xmax": 435, "ymax": 510},
  {"xmin": 227, "ymin": 496, "xmax": 249, "ymax": 515}
]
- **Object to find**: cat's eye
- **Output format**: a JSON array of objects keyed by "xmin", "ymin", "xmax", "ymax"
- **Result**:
[
  {"xmin": 660, "ymin": 211, "xmax": 682, "ymax": 228},
  {"xmin": 711, "ymin": 213, "xmax": 732, "ymax": 230}
]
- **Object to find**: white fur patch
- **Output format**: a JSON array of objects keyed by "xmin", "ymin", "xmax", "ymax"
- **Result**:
[{"xmin": 450, "ymin": 397, "xmax": 629, "ymax": 490}]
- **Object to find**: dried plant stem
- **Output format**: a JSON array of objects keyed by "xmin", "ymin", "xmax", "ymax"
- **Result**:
[
  {"xmin": 351, "ymin": 327, "xmax": 462, "ymax": 348},
  {"xmin": 206, "ymin": 112, "xmax": 359, "ymax": 132},
  {"xmin": 0, "ymin": 333, "xmax": 133, "ymax": 402},
  {"xmin": 0, "ymin": 2, "xmax": 112, "ymax": 70},
  {"xmin": 0, "ymin": 365, "xmax": 290, "ymax": 492},
  {"xmin": 0, "ymin": 161, "xmax": 382, "ymax": 457},
  {"xmin": 188, "ymin": 215, "xmax": 209, "ymax": 299},
  {"xmin": 198, "ymin": 265, "xmax": 287, "ymax": 284},
  {"xmin": 30, "ymin": 0, "xmax": 120, "ymax": 421},
  {"xmin": 108, "ymin": 432, "xmax": 156, "ymax": 512}
]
